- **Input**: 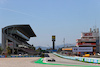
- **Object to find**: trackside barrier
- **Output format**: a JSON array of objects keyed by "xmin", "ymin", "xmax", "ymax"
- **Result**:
[
  {"xmin": 0, "ymin": 55, "xmax": 5, "ymax": 58},
  {"xmin": 0, "ymin": 55, "xmax": 40, "ymax": 58},
  {"xmin": 53, "ymin": 53, "xmax": 100, "ymax": 64}
]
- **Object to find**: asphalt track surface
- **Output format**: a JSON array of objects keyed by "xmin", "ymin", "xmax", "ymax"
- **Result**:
[
  {"xmin": 45, "ymin": 53, "xmax": 100, "ymax": 66},
  {"xmin": 0, "ymin": 57, "xmax": 74, "ymax": 67},
  {"xmin": 0, "ymin": 54, "xmax": 100, "ymax": 67}
]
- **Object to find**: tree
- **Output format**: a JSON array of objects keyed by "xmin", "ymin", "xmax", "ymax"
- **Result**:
[
  {"xmin": 57, "ymin": 48, "xmax": 62, "ymax": 52},
  {"xmin": 37, "ymin": 47, "xmax": 42, "ymax": 51},
  {"xmin": 32, "ymin": 47, "xmax": 35, "ymax": 50},
  {"xmin": 29, "ymin": 44, "xmax": 36, "ymax": 50},
  {"xmin": 46, "ymin": 49, "xmax": 49, "ymax": 50},
  {"xmin": 7, "ymin": 47, "xmax": 11, "ymax": 55},
  {"xmin": 46, "ymin": 48, "xmax": 52, "ymax": 50},
  {"xmin": 0, "ymin": 46, "xmax": 2, "ymax": 54},
  {"xmin": 31, "ymin": 44, "xmax": 36, "ymax": 50}
]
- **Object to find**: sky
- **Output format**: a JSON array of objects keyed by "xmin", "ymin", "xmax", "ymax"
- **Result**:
[{"xmin": 0, "ymin": 0, "xmax": 100, "ymax": 47}]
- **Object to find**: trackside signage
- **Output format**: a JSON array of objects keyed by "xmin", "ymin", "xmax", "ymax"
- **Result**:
[
  {"xmin": 72, "ymin": 47, "xmax": 93, "ymax": 52},
  {"xmin": 52, "ymin": 35, "xmax": 56, "ymax": 41},
  {"xmin": 8, "ymin": 42, "xmax": 13, "ymax": 46},
  {"xmin": 81, "ymin": 33, "xmax": 99, "ymax": 37}
]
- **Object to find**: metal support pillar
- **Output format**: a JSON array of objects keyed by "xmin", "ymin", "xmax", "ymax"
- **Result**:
[{"xmin": 53, "ymin": 41, "xmax": 55, "ymax": 50}]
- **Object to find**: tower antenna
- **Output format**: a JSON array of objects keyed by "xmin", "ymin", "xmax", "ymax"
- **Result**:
[{"xmin": 95, "ymin": 19, "xmax": 97, "ymax": 29}]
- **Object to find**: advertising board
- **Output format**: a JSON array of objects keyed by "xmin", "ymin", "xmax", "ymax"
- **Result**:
[
  {"xmin": 8, "ymin": 42, "xmax": 13, "ymax": 46},
  {"xmin": 52, "ymin": 35, "xmax": 56, "ymax": 41},
  {"xmin": 72, "ymin": 47, "xmax": 93, "ymax": 52},
  {"xmin": 76, "ymin": 39, "xmax": 96, "ymax": 42},
  {"xmin": 81, "ymin": 33, "xmax": 99, "ymax": 37},
  {"xmin": 76, "ymin": 43, "xmax": 96, "ymax": 45}
]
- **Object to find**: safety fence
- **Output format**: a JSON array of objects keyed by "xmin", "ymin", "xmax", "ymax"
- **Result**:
[{"xmin": 53, "ymin": 53, "xmax": 100, "ymax": 64}]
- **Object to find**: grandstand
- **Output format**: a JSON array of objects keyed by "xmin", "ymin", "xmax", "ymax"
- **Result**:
[{"xmin": 2, "ymin": 24, "xmax": 37, "ymax": 55}]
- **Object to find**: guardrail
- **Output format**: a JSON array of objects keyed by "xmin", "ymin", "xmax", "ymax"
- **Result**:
[
  {"xmin": 53, "ymin": 53, "xmax": 100, "ymax": 64},
  {"xmin": 0, "ymin": 55, "xmax": 40, "ymax": 58}
]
